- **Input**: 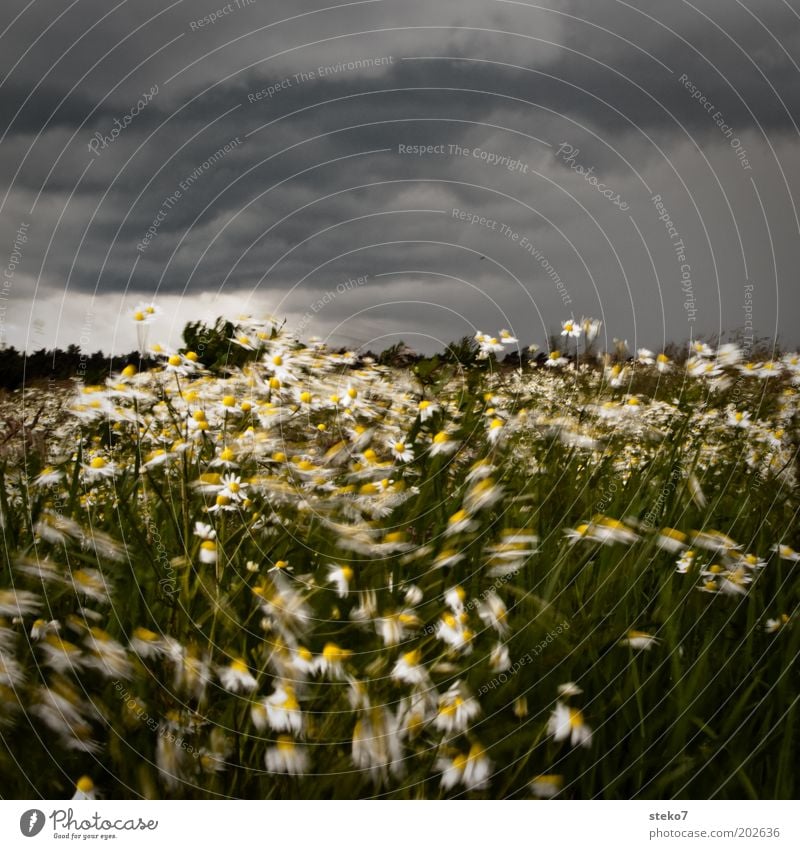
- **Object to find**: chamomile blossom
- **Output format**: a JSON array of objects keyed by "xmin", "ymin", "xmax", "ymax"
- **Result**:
[
  {"xmin": 252, "ymin": 684, "xmax": 304, "ymax": 733},
  {"xmin": 434, "ymin": 681, "xmax": 481, "ymax": 733},
  {"xmin": 446, "ymin": 509, "xmax": 477, "ymax": 536},
  {"xmin": 82, "ymin": 456, "xmax": 119, "ymax": 480},
  {"xmin": 389, "ymin": 439, "xmax": 414, "ymax": 463},
  {"xmin": 218, "ymin": 658, "xmax": 258, "ymax": 693},
  {"xmin": 132, "ymin": 302, "xmax": 160, "ymax": 324},
  {"xmin": 430, "ymin": 430, "xmax": 458, "ymax": 456},
  {"xmin": 726, "ymin": 409, "xmax": 751, "ymax": 429},
  {"xmin": 772, "ymin": 543, "xmax": 800, "ymax": 562},
  {"xmin": 548, "ymin": 701, "xmax": 592, "ymax": 748},
  {"xmin": 675, "ymin": 550, "xmax": 696, "ymax": 574},
  {"xmin": 72, "ymin": 776, "xmax": 97, "ymax": 800},
  {"xmin": 326, "ymin": 564, "xmax": 354, "ymax": 598},
  {"xmin": 620, "ymin": 630, "xmax": 659, "ymax": 650},
  {"xmin": 391, "ymin": 649, "xmax": 429, "ymax": 686},
  {"xmin": 545, "ymin": 350, "xmax": 568, "ymax": 368},
  {"xmin": 475, "ymin": 332, "xmax": 505, "ymax": 359},
  {"xmin": 530, "ymin": 774, "xmax": 564, "ymax": 798},
  {"xmin": 314, "ymin": 643, "xmax": 352, "ymax": 679},
  {"xmin": 265, "ymin": 736, "xmax": 308, "ymax": 774},
  {"xmin": 417, "ymin": 399, "xmax": 440, "ymax": 422},
  {"xmin": 764, "ymin": 614, "xmax": 790, "ymax": 633},
  {"xmin": 581, "ymin": 317, "xmax": 602, "ymax": 344}
]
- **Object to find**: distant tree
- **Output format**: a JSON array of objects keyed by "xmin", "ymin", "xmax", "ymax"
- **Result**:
[
  {"xmin": 182, "ymin": 317, "xmax": 250, "ymax": 371},
  {"xmin": 442, "ymin": 335, "xmax": 480, "ymax": 366},
  {"xmin": 378, "ymin": 341, "xmax": 419, "ymax": 367}
]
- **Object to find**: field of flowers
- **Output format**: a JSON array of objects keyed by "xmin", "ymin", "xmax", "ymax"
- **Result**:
[{"xmin": 0, "ymin": 313, "xmax": 798, "ymax": 799}]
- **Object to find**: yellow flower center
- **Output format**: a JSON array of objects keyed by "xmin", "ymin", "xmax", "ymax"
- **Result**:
[
  {"xmin": 568, "ymin": 708, "xmax": 584, "ymax": 728},
  {"xmin": 76, "ymin": 776, "xmax": 94, "ymax": 793},
  {"xmin": 322, "ymin": 643, "xmax": 351, "ymax": 663},
  {"xmin": 275, "ymin": 736, "xmax": 295, "ymax": 753}
]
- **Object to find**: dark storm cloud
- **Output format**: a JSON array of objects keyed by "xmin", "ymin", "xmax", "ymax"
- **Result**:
[{"xmin": 1, "ymin": 0, "xmax": 799, "ymax": 352}]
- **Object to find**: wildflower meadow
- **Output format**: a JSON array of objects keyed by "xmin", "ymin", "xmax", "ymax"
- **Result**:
[{"xmin": 0, "ymin": 312, "xmax": 797, "ymax": 799}]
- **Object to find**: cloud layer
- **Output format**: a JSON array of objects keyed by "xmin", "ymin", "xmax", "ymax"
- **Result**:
[{"xmin": 1, "ymin": 0, "xmax": 799, "ymax": 353}]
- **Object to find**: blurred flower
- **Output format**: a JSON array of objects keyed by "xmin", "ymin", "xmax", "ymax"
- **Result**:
[
  {"xmin": 548, "ymin": 701, "xmax": 592, "ymax": 748},
  {"xmin": 530, "ymin": 774, "xmax": 563, "ymax": 798},
  {"xmin": 72, "ymin": 775, "xmax": 97, "ymax": 800},
  {"xmin": 219, "ymin": 658, "xmax": 258, "ymax": 693},
  {"xmin": 265, "ymin": 736, "xmax": 308, "ymax": 774},
  {"xmin": 326, "ymin": 564, "xmax": 354, "ymax": 598},
  {"xmin": 132, "ymin": 303, "xmax": 160, "ymax": 324},
  {"xmin": 434, "ymin": 682, "xmax": 480, "ymax": 733},
  {"xmin": 389, "ymin": 440, "xmax": 414, "ymax": 463},
  {"xmin": 620, "ymin": 630, "xmax": 659, "ymax": 651},
  {"xmin": 252, "ymin": 683, "xmax": 303, "ymax": 734}
]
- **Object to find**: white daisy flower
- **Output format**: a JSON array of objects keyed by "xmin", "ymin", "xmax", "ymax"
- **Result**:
[
  {"xmin": 389, "ymin": 439, "xmax": 414, "ymax": 463},
  {"xmin": 265, "ymin": 736, "xmax": 308, "ymax": 774},
  {"xmin": 620, "ymin": 630, "xmax": 659, "ymax": 650},
  {"xmin": 547, "ymin": 700, "xmax": 592, "ymax": 748},
  {"xmin": 218, "ymin": 658, "xmax": 258, "ymax": 693},
  {"xmin": 326, "ymin": 564, "xmax": 354, "ymax": 598}
]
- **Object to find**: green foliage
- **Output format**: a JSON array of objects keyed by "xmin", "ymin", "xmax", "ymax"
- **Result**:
[{"xmin": 0, "ymin": 335, "xmax": 797, "ymax": 800}]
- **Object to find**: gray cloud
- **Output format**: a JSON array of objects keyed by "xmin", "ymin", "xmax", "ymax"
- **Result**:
[{"xmin": 1, "ymin": 0, "xmax": 798, "ymax": 354}]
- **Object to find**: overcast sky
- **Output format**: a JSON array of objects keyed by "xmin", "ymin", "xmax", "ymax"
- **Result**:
[{"xmin": 1, "ymin": 0, "xmax": 799, "ymax": 355}]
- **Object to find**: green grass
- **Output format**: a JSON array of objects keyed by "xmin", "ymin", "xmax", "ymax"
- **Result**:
[{"xmin": 0, "ymin": 330, "xmax": 797, "ymax": 799}]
